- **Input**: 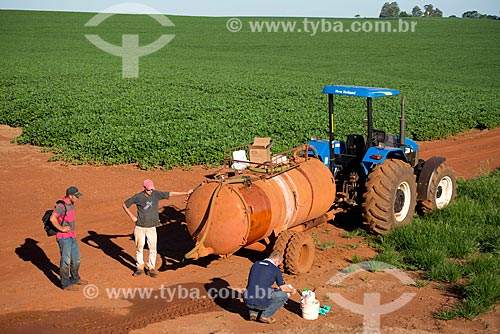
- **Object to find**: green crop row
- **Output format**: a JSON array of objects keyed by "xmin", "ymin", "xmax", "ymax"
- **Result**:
[{"xmin": 1, "ymin": 11, "xmax": 499, "ymax": 168}]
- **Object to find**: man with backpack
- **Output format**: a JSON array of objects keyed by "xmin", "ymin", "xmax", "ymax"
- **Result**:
[{"xmin": 49, "ymin": 186, "xmax": 88, "ymax": 291}]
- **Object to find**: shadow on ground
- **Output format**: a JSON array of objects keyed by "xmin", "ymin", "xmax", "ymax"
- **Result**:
[{"xmin": 15, "ymin": 238, "xmax": 60, "ymax": 288}]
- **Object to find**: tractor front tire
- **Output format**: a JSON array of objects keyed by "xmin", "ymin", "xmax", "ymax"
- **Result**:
[
  {"xmin": 284, "ymin": 232, "xmax": 315, "ymax": 275},
  {"xmin": 417, "ymin": 163, "xmax": 456, "ymax": 214},
  {"xmin": 363, "ymin": 159, "xmax": 417, "ymax": 234}
]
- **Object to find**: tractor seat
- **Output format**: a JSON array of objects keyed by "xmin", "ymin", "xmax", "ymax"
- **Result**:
[
  {"xmin": 373, "ymin": 130, "xmax": 398, "ymax": 147},
  {"xmin": 346, "ymin": 134, "xmax": 366, "ymax": 158},
  {"xmin": 373, "ymin": 130, "xmax": 387, "ymax": 145}
]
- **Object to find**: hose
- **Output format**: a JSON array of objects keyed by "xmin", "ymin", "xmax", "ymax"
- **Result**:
[
  {"xmin": 293, "ymin": 144, "xmax": 319, "ymax": 159},
  {"xmin": 248, "ymin": 164, "xmax": 291, "ymax": 174},
  {"xmin": 184, "ymin": 177, "xmax": 249, "ymax": 259}
]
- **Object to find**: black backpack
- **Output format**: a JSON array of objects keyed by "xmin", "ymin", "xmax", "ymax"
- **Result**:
[{"xmin": 42, "ymin": 200, "xmax": 67, "ymax": 236}]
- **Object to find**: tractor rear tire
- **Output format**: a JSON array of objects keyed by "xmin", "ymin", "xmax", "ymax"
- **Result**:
[
  {"xmin": 272, "ymin": 230, "xmax": 296, "ymax": 270},
  {"xmin": 417, "ymin": 163, "xmax": 456, "ymax": 214},
  {"xmin": 363, "ymin": 159, "xmax": 417, "ymax": 234},
  {"xmin": 284, "ymin": 232, "xmax": 315, "ymax": 275}
]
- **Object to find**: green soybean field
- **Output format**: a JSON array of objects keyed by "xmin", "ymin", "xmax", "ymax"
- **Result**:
[{"xmin": 1, "ymin": 10, "xmax": 499, "ymax": 169}]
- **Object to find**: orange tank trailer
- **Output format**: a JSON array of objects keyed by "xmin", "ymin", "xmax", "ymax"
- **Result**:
[{"xmin": 184, "ymin": 145, "xmax": 336, "ymax": 270}]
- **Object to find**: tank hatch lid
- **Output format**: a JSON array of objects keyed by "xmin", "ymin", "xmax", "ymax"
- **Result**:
[{"xmin": 322, "ymin": 85, "xmax": 400, "ymax": 98}]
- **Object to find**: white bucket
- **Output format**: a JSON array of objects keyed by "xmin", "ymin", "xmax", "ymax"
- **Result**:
[{"xmin": 301, "ymin": 299, "xmax": 320, "ymax": 320}]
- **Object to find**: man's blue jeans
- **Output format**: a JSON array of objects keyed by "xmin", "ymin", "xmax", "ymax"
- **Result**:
[
  {"xmin": 247, "ymin": 290, "xmax": 289, "ymax": 318},
  {"xmin": 57, "ymin": 237, "xmax": 81, "ymax": 289}
]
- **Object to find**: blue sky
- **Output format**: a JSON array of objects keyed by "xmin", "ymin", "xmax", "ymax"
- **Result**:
[{"xmin": 0, "ymin": 0, "xmax": 498, "ymax": 18}]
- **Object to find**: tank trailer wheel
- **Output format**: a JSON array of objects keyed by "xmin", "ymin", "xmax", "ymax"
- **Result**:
[
  {"xmin": 272, "ymin": 230, "xmax": 296, "ymax": 270},
  {"xmin": 362, "ymin": 159, "xmax": 417, "ymax": 234},
  {"xmin": 284, "ymin": 232, "xmax": 315, "ymax": 275},
  {"xmin": 418, "ymin": 163, "xmax": 457, "ymax": 214}
]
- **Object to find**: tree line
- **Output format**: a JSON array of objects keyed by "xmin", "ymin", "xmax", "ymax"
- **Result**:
[{"xmin": 378, "ymin": 2, "xmax": 499, "ymax": 19}]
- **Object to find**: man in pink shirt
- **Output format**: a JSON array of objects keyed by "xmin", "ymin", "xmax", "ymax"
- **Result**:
[{"xmin": 50, "ymin": 186, "xmax": 88, "ymax": 290}]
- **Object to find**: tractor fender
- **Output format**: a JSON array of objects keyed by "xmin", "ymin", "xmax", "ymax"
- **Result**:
[
  {"xmin": 362, "ymin": 146, "xmax": 406, "ymax": 174},
  {"xmin": 416, "ymin": 156, "xmax": 446, "ymax": 201}
]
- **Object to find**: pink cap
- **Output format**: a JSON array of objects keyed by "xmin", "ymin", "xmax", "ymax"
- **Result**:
[{"xmin": 143, "ymin": 179, "xmax": 155, "ymax": 190}]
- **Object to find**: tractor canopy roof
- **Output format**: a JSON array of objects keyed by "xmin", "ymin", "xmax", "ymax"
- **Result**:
[{"xmin": 323, "ymin": 85, "xmax": 400, "ymax": 98}]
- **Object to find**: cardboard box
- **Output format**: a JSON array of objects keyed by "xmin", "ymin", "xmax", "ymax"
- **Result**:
[{"xmin": 249, "ymin": 137, "xmax": 272, "ymax": 163}]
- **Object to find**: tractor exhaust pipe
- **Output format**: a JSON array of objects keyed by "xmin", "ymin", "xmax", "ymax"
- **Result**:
[{"xmin": 400, "ymin": 96, "xmax": 406, "ymax": 147}]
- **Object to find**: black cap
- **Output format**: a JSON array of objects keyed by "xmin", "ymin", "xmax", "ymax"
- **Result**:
[{"xmin": 66, "ymin": 186, "xmax": 83, "ymax": 198}]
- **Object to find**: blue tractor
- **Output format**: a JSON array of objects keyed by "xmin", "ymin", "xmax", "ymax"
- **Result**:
[{"xmin": 308, "ymin": 85, "xmax": 457, "ymax": 233}]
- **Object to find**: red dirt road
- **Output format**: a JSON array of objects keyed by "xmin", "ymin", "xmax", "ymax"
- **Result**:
[
  {"xmin": 0, "ymin": 125, "xmax": 499, "ymax": 334},
  {"xmin": 418, "ymin": 128, "xmax": 500, "ymax": 179}
]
